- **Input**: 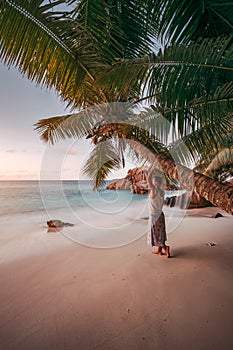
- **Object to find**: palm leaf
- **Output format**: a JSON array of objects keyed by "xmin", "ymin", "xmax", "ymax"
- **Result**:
[
  {"xmin": 168, "ymin": 115, "xmax": 233, "ymax": 167},
  {"xmin": 144, "ymin": 36, "xmax": 233, "ymax": 108},
  {"xmin": 128, "ymin": 106, "xmax": 173, "ymax": 146},
  {"xmin": 35, "ymin": 108, "xmax": 101, "ymax": 144},
  {"xmin": 0, "ymin": 0, "xmax": 106, "ymax": 108},
  {"xmin": 82, "ymin": 139, "xmax": 122, "ymax": 189},
  {"xmin": 155, "ymin": 0, "xmax": 233, "ymax": 45},
  {"xmin": 102, "ymin": 36, "xmax": 233, "ymax": 99},
  {"xmin": 205, "ymin": 147, "xmax": 233, "ymax": 181},
  {"xmin": 72, "ymin": 0, "xmax": 155, "ymax": 59},
  {"xmin": 99, "ymin": 36, "xmax": 233, "ymax": 136},
  {"xmin": 34, "ymin": 102, "xmax": 140, "ymax": 144}
]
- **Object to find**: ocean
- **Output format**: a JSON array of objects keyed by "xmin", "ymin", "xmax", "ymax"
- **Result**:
[
  {"xmin": 0, "ymin": 180, "xmax": 151, "ymax": 249},
  {"xmin": 0, "ymin": 180, "xmax": 148, "ymax": 216},
  {"xmin": 0, "ymin": 180, "xmax": 187, "ymax": 248}
]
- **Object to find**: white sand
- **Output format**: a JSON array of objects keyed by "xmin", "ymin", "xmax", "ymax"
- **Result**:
[{"xmin": 0, "ymin": 206, "xmax": 233, "ymax": 350}]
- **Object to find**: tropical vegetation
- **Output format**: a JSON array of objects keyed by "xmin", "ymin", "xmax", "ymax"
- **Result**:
[{"xmin": 0, "ymin": 0, "xmax": 232, "ymax": 214}]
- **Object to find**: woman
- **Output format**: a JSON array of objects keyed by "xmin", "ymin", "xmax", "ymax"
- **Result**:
[{"xmin": 147, "ymin": 171, "xmax": 170, "ymax": 257}]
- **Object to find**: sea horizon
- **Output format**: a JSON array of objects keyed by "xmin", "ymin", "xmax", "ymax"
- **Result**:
[{"xmin": 0, "ymin": 179, "xmax": 148, "ymax": 217}]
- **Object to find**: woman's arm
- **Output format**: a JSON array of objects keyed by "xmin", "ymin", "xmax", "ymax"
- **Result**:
[
  {"xmin": 146, "ymin": 170, "xmax": 156, "ymax": 199},
  {"xmin": 150, "ymin": 187, "xmax": 155, "ymax": 199},
  {"xmin": 146, "ymin": 169, "xmax": 153, "ymax": 187}
]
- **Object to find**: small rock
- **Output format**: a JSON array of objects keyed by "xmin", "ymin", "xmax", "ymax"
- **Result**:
[
  {"xmin": 211, "ymin": 212, "xmax": 223, "ymax": 218},
  {"xmin": 47, "ymin": 227, "xmax": 59, "ymax": 233},
  {"xmin": 47, "ymin": 220, "xmax": 74, "ymax": 228},
  {"xmin": 206, "ymin": 242, "xmax": 217, "ymax": 247}
]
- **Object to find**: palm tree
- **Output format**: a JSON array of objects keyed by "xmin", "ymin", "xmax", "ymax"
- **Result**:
[
  {"xmin": 35, "ymin": 103, "xmax": 233, "ymax": 214},
  {"xmin": 0, "ymin": 1, "xmax": 233, "ymax": 214},
  {"xmin": 0, "ymin": 0, "xmax": 152, "ymax": 106}
]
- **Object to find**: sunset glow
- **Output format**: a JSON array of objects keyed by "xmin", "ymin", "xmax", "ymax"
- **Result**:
[{"xmin": 0, "ymin": 63, "xmax": 134, "ymax": 180}]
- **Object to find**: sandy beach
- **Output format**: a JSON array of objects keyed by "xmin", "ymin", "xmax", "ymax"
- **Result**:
[
  {"xmin": 1, "ymin": 2, "xmax": 232, "ymax": 350},
  {"xmin": 0, "ymin": 206, "xmax": 233, "ymax": 350}
]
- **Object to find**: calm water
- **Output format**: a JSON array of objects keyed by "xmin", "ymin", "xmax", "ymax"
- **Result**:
[
  {"xmin": 0, "ymin": 181, "xmax": 188, "ymax": 248},
  {"xmin": 0, "ymin": 180, "xmax": 148, "ymax": 216}
]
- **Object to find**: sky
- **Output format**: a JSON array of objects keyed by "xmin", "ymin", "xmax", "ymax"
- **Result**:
[{"xmin": 0, "ymin": 62, "xmax": 134, "ymax": 180}]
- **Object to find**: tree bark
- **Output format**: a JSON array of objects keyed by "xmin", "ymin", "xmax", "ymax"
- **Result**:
[{"xmin": 89, "ymin": 123, "xmax": 233, "ymax": 215}]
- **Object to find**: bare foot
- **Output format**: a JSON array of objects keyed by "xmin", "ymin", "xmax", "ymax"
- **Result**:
[
  {"xmin": 152, "ymin": 248, "xmax": 163, "ymax": 255},
  {"xmin": 164, "ymin": 246, "xmax": 170, "ymax": 258}
]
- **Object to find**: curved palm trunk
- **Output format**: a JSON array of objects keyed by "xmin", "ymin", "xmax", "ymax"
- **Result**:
[{"xmin": 89, "ymin": 123, "xmax": 233, "ymax": 215}]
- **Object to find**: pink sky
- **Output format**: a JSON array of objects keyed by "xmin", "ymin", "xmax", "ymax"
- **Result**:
[{"xmin": 0, "ymin": 62, "xmax": 134, "ymax": 180}]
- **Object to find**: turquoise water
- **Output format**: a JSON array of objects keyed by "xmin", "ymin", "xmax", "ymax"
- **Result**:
[
  {"xmin": 0, "ymin": 180, "xmax": 188, "ymax": 247},
  {"xmin": 0, "ymin": 180, "xmax": 147, "ymax": 216},
  {"xmin": 0, "ymin": 180, "xmax": 152, "ymax": 248}
]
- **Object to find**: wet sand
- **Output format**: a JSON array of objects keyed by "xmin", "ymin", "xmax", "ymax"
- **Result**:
[{"xmin": 0, "ymin": 207, "xmax": 232, "ymax": 350}]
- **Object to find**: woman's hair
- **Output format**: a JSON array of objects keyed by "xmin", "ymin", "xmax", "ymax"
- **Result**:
[{"xmin": 154, "ymin": 176, "xmax": 163, "ymax": 187}]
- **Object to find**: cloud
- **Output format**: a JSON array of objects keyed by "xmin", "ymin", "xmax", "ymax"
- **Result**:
[
  {"xmin": 5, "ymin": 149, "xmax": 17, "ymax": 153},
  {"xmin": 5, "ymin": 149, "xmax": 27, "ymax": 153},
  {"xmin": 0, "ymin": 168, "xmax": 39, "ymax": 180}
]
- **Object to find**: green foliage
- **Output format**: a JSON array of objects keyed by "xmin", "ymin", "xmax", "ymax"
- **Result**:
[
  {"xmin": 1, "ymin": 0, "xmax": 233, "ymax": 186},
  {"xmin": 194, "ymin": 132, "xmax": 233, "ymax": 181},
  {"xmin": 205, "ymin": 147, "xmax": 233, "ymax": 181},
  {"xmin": 0, "ymin": 0, "xmax": 158, "ymax": 107},
  {"xmin": 0, "ymin": 0, "xmax": 111, "ymax": 108},
  {"xmin": 82, "ymin": 139, "xmax": 122, "ymax": 189},
  {"xmin": 169, "ymin": 115, "xmax": 233, "ymax": 167},
  {"xmin": 72, "ymin": 0, "xmax": 154, "ymax": 59},
  {"xmin": 155, "ymin": 0, "xmax": 233, "ymax": 45},
  {"xmin": 102, "ymin": 36, "xmax": 233, "ymax": 105}
]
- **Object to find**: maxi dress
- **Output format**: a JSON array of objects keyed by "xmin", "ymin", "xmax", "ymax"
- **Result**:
[{"xmin": 147, "ymin": 189, "xmax": 167, "ymax": 247}]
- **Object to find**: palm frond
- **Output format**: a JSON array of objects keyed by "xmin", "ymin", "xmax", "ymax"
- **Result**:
[
  {"xmin": 82, "ymin": 139, "xmax": 122, "ymax": 189},
  {"xmin": 34, "ymin": 108, "xmax": 102, "ymax": 144},
  {"xmin": 72, "ymin": 0, "xmax": 156, "ymax": 59},
  {"xmin": 155, "ymin": 0, "xmax": 233, "ymax": 45},
  {"xmin": 0, "ymin": 0, "xmax": 106, "ymax": 108},
  {"xmin": 34, "ymin": 102, "xmax": 139, "ymax": 144},
  {"xmin": 119, "ymin": 99, "xmax": 233, "ymax": 168},
  {"xmin": 128, "ymin": 106, "xmax": 172, "ymax": 146},
  {"xmin": 98, "ymin": 36, "xmax": 233, "ymax": 108},
  {"xmin": 205, "ymin": 147, "xmax": 233, "ymax": 181},
  {"xmin": 100, "ymin": 37, "xmax": 233, "ymax": 136},
  {"xmin": 168, "ymin": 114, "xmax": 233, "ymax": 167},
  {"xmin": 146, "ymin": 36, "xmax": 233, "ymax": 105}
]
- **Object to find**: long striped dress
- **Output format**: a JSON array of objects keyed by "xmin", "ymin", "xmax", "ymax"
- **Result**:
[{"xmin": 147, "ymin": 189, "xmax": 167, "ymax": 247}]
